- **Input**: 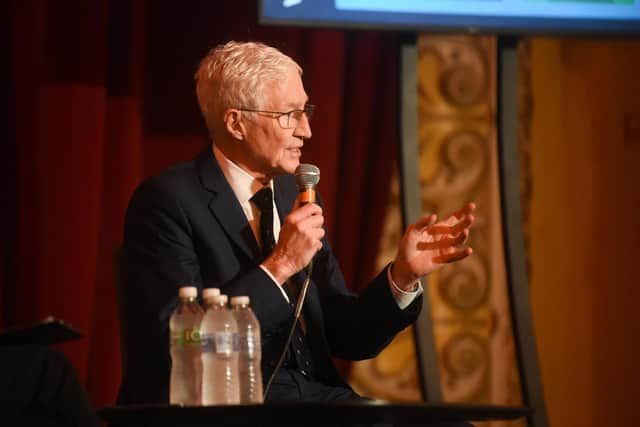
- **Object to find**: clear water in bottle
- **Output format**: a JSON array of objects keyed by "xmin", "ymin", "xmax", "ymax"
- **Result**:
[
  {"xmin": 231, "ymin": 296, "xmax": 263, "ymax": 404},
  {"xmin": 169, "ymin": 286, "xmax": 203, "ymax": 406},
  {"xmin": 201, "ymin": 294, "xmax": 240, "ymax": 405}
]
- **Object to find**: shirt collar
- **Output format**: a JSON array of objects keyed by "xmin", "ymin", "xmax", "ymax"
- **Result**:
[{"xmin": 212, "ymin": 144, "xmax": 272, "ymax": 205}]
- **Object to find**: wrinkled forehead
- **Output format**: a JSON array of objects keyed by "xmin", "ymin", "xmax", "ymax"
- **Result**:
[{"xmin": 262, "ymin": 69, "xmax": 308, "ymax": 109}]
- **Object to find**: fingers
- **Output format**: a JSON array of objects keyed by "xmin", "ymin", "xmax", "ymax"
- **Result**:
[
  {"xmin": 280, "ymin": 203, "xmax": 325, "ymax": 247},
  {"xmin": 289, "ymin": 202, "xmax": 323, "ymax": 220},
  {"xmin": 417, "ymin": 203, "xmax": 475, "ymax": 236},
  {"xmin": 451, "ymin": 202, "xmax": 476, "ymax": 220},
  {"xmin": 416, "ymin": 229, "xmax": 468, "ymax": 251},
  {"xmin": 266, "ymin": 203, "xmax": 324, "ymax": 281},
  {"xmin": 433, "ymin": 247, "xmax": 473, "ymax": 264},
  {"xmin": 412, "ymin": 214, "xmax": 438, "ymax": 231},
  {"xmin": 287, "ymin": 202, "xmax": 323, "ymax": 228},
  {"xmin": 398, "ymin": 203, "xmax": 476, "ymax": 277},
  {"xmin": 427, "ymin": 213, "xmax": 474, "ymax": 236}
]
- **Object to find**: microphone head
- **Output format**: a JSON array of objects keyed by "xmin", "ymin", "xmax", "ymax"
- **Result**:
[{"xmin": 295, "ymin": 163, "xmax": 320, "ymax": 190}]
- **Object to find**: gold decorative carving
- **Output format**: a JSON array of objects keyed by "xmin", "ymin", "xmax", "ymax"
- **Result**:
[
  {"xmin": 350, "ymin": 35, "xmax": 530, "ymax": 427},
  {"xmin": 418, "ymin": 36, "xmax": 525, "ymax": 422},
  {"xmin": 350, "ymin": 325, "xmax": 422, "ymax": 401},
  {"xmin": 441, "ymin": 333, "xmax": 489, "ymax": 401},
  {"xmin": 438, "ymin": 255, "xmax": 487, "ymax": 311},
  {"xmin": 350, "ymin": 171, "xmax": 423, "ymax": 402}
]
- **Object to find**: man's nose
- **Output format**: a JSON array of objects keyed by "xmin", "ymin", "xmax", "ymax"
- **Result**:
[{"xmin": 294, "ymin": 114, "xmax": 312, "ymax": 139}]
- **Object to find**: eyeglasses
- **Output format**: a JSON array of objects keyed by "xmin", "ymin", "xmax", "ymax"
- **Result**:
[{"xmin": 237, "ymin": 104, "xmax": 315, "ymax": 129}]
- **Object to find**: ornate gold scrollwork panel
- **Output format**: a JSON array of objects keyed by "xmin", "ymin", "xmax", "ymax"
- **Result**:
[{"xmin": 351, "ymin": 35, "xmax": 528, "ymax": 427}]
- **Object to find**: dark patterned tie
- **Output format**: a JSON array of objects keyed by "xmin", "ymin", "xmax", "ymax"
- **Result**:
[
  {"xmin": 250, "ymin": 187, "xmax": 276, "ymax": 260},
  {"xmin": 251, "ymin": 187, "xmax": 298, "ymax": 304}
]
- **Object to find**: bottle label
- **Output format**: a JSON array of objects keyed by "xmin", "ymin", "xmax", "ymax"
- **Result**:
[
  {"xmin": 201, "ymin": 332, "xmax": 237, "ymax": 355},
  {"xmin": 171, "ymin": 328, "xmax": 202, "ymax": 347}
]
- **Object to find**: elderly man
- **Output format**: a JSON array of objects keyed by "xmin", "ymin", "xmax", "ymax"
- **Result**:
[{"xmin": 117, "ymin": 41, "xmax": 475, "ymax": 407}]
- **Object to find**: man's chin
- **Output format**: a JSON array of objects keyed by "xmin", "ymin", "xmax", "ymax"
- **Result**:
[{"xmin": 280, "ymin": 160, "xmax": 301, "ymax": 175}]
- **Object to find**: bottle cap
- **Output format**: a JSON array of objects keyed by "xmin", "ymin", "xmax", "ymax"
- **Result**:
[
  {"xmin": 178, "ymin": 286, "xmax": 197, "ymax": 298},
  {"xmin": 218, "ymin": 294, "xmax": 228, "ymax": 305},
  {"xmin": 203, "ymin": 288, "xmax": 220, "ymax": 301},
  {"xmin": 230, "ymin": 296, "xmax": 250, "ymax": 306}
]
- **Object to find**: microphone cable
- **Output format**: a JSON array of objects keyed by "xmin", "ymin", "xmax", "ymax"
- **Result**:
[{"xmin": 263, "ymin": 259, "xmax": 313, "ymax": 398}]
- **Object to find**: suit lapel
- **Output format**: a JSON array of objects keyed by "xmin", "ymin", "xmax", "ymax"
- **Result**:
[
  {"xmin": 195, "ymin": 150, "xmax": 301, "ymax": 261},
  {"xmin": 195, "ymin": 148, "xmax": 260, "ymax": 259},
  {"xmin": 273, "ymin": 174, "xmax": 297, "ymax": 223}
]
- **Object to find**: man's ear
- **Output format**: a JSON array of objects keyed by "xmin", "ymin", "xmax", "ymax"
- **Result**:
[{"xmin": 223, "ymin": 109, "xmax": 246, "ymax": 141}]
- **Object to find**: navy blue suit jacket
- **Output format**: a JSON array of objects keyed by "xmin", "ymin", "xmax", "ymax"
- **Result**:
[{"xmin": 117, "ymin": 148, "xmax": 422, "ymax": 404}]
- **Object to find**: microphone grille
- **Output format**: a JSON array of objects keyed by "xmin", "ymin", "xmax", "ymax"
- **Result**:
[{"xmin": 295, "ymin": 163, "xmax": 320, "ymax": 190}]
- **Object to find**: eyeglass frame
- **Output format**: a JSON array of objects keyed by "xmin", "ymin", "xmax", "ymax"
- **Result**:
[{"xmin": 236, "ymin": 104, "xmax": 315, "ymax": 129}]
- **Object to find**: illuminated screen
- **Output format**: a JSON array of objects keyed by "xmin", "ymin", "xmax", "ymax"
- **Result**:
[{"xmin": 260, "ymin": 0, "xmax": 640, "ymax": 35}]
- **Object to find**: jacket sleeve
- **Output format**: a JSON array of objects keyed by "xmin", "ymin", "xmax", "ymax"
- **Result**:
[{"xmin": 311, "ymin": 242, "xmax": 423, "ymax": 361}]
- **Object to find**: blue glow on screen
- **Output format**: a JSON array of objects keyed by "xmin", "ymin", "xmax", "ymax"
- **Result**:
[
  {"xmin": 261, "ymin": 0, "xmax": 640, "ymax": 34},
  {"xmin": 337, "ymin": 0, "xmax": 638, "ymax": 21}
]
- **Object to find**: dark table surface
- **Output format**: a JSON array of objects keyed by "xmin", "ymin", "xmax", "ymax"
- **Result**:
[{"xmin": 100, "ymin": 401, "xmax": 530, "ymax": 426}]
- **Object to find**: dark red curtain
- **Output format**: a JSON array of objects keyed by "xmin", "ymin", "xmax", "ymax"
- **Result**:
[{"xmin": 4, "ymin": 0, "xmax": 400, "ymax": 408}]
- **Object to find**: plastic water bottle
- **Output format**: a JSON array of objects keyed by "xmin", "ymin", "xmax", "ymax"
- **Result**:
[
  {"xmin": 202, "ymin": 288, "xmax": 220, "ymax": 311},
  {"xmin": 169, "ymin": 286, "xmax": 203, "ymax": 406},
  {"xmin": 231, "ymin": 296, "xmax": 263, "ymax": 404},
  {"xmin": 201, "ymin": 294, "xmax": 240, "ymax": 405}
]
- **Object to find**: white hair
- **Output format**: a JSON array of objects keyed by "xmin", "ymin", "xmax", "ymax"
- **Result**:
[{"xmin": 194, "ymin": 41, "xmax": 302, "ymax": 136}]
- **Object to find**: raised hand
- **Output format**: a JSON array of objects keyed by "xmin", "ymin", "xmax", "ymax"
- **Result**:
[
  {"xmin": 262, "ymin": 203, "xmax": 325, "ymax": 285},
  {"xmin": 391, "ymin": 202, "xmax": 476, "ymax": 290}
]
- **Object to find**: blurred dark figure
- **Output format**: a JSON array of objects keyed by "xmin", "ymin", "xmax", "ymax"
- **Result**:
[{"xmin": 0, "ymin": 345, "xmax": 101, "ymax": 427}]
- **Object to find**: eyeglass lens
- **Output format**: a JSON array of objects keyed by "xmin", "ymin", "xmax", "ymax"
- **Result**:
[{"xmin": 280, "ymin": 106, "xmax": 314, "ymax": 129}]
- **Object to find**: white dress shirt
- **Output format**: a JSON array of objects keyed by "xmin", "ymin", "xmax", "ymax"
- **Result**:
[{"xmin": 212, "ymin": 145, "xmax": 422, "ymax": 309}]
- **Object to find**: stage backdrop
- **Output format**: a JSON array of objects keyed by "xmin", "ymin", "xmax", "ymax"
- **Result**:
[{"xmin": 4, "ymin": 0, "xmax": 400, "ymax": 407}]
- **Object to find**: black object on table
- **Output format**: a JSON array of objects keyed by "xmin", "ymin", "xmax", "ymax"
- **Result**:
[
  {"xmin": 0, "ymin": 316, "xmax": 82, "ymax": 346},
  {"xmin": 100, "ymin": 401, "xmax": 529, "ymax": 426}
]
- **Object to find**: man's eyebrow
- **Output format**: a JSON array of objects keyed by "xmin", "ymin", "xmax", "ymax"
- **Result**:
[{"xmin": 284, "ymin": 99, "xmax": 309, "ymax": 109}]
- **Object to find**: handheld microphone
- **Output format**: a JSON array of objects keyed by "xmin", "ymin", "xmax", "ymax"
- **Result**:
[
  {"xmin": 292, "ymin": 163, "xmax": 320, "ymax": 314},
  {"xmin": 295, "ymin": 163, "xmax": 320, "ymax": 205},
  {"xmin": 293, "ymin": 162, "xmax": 320, "ymax": 308}
]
